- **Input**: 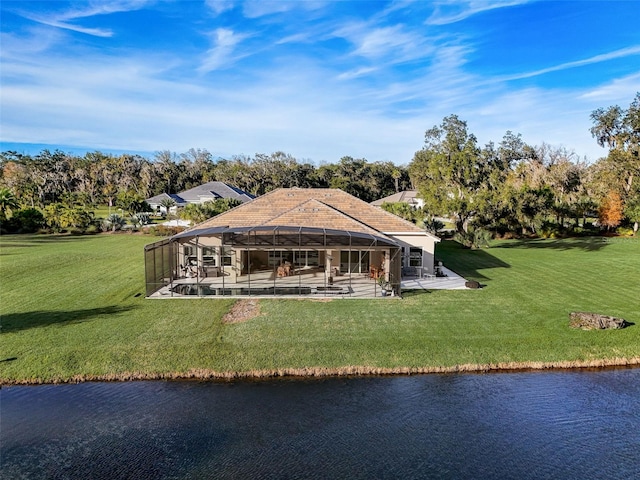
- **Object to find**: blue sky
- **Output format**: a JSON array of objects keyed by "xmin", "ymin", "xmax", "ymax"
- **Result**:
[{"xmin": 1, "ymin": 1, "xmax": 639, "ymax": 164}]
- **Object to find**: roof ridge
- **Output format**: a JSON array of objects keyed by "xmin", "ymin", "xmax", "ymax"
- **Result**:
[
  {"xmin": 182, "ymin": 190, "xmax": 258, "ymax": 231},
  {"xmin": 255, "ymin": 196, "xmax": 311, "ymax": 226},
  {"xmin": 303, "ymin": 198, "xmax": 392, "ymax": 238},
  {"xmin": 330, "ymin": 189, "xmax": 423, "ymax": 232}
]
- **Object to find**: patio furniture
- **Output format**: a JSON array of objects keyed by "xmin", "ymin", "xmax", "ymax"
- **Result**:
[
  {"xmin": 284, "ymin": 262, "xmax": 294, "ymax": 276},
  {"xmin": 369, "ymin": 266, "xmax": 383, "ymax": 279},
  {"xmin": 202, "ymin": 266, "xmax": 220, "ymax": 277},
  {"xmin": 402, "ymin": 266, "xmax": 418, "ymax": 277}
]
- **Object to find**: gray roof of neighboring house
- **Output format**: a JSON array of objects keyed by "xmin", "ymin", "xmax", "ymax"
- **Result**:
[
  {"xmin": 370, "ymin": 190, "xmax": 421, "ymax": 206},
  {"xmin": 145, "ymin": 193, "xmax": 186, "ymax": 205},
  {"xmin": 146, "ymin": 182, "xmax": 255, "ymax": 205},
  {"xmin": 177, "ymin": 181, "xmax": 255, "ymax": 203}
]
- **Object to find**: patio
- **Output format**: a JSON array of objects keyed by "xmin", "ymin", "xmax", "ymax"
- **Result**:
[
  {"xmin": 149, "ymin": 264, "xmax": 468, "ymax": 299},
  {"xmin": 400, "ymin": 266, "xmax": 468, "ymax": 290}
]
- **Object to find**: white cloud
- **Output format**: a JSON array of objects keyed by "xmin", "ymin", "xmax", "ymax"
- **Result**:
[
  {"xmin": 59, "ymin": 0, "xmax": 152, "ymax": 19},
  {"xmin": 0, "ymin": 47, "xmax": 423, "ymax": 162},
  {"xmin": 580, "ymin": 73, "xmax": 640, "ymax": 102},
  {"xmin": 198, "ymin": 28, "xmax": 250, "ymax": 73},
  {"xmin": 205, "ymin": 0, "xmax": 236, "ymax": 16},
  {"xmin": 241, "ymin": 0, "xmax": 327, "ymax": 19},
  {"xmin": 337, "ymin": 67, "xmax": 379, "ymax": 80},
  {"xmin": 333, "ymin": 22, "xmax": 435, "ymax": 65},
  {"xmin": 497, "ymin": 46, "xmax": 640, "ymax": 82},
  {"xmin": 0, "ymin": 26, "xmax": 64, "ymax": 58},
  {"xmin": 14, "ymin": 0, "xmax": 151, "ymax": 37},
  {"xmin": 426, "ymin": 0, "xmax": 530, "ymax": 25},
  {"xmin": 355, "ymin": 25, "xmax": 422, "ymax": 59},
  {"xmin": 1, "ymin": 0, "xmax": 634, "ymax": 165},
  {"xmin": 17, "ymin": 12, "xmax": 113, "ymax": 37}
]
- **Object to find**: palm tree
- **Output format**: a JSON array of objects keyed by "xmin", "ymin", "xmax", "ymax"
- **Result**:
[
  {"xmin": 391, "ymin": 168, "xmax": 401, "ymax": 193},
  {"xmin": 103, "ymin": 213, "xmax": 126, "ymax": 232},
  {"xmin": 159, "ymin": 198, "xmax": 177, "ymax": 215},
  {"xmin": 131, "ymin": 212, "xmax": 151, "ymax": 227},
  {"xmin": 0, "ymin": 188, "xmax": 19, "ymax": 219}
]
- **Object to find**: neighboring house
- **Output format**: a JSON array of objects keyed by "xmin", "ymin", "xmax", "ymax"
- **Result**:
[
  {"xmin": 144, "ymin": 188, "xmax": 440, "ymax": 298},
  {"xmin": 371, "ymin": 190, "xmax": 424, "ymax": 209},
  {"xmin": 145, "ymin": 193, "xmax": 186, "ymax": 214},
  {"xmin": 146, "ymin": 181, "xmax": 255, "ymax": 214}
]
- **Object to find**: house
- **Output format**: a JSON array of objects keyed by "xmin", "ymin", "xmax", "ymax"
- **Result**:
[
  {"xmin": 145, "ymin": 193, "xmax": 186, "ymax": 214},
  {"xmin": 145, "ymin": 181, "xmax": 255, "ymax": 214},
  {"xmin": 371, "ymin": 190, "xmax": 424, "ymax": 209},
  {"xmin": 144, "ymin": 188, "xmax": 440, "ymax": 298}
]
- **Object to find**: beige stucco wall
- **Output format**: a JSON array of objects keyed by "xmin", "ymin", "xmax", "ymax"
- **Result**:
[{"xmin": 386, "ymin": 232, "xmax": 440, "ymax": 275}]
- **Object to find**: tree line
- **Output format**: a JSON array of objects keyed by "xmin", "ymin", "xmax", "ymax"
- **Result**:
[
  {"xmin": 1, "ymin": 93, "xmax": 638, "ymax": 239},
  {"xmin": 410, "ymin": 93, "xmax": 639, "ymax": 244}
]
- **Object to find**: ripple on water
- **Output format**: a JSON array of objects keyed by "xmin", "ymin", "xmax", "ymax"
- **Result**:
[{"xmin": 2, "ymin": 369, "xmax": 640, "ymax": 479}]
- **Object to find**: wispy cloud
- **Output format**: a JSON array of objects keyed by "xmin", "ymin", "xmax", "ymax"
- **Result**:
[
  {"xmin": 580, "ymin": 72, "xmax": 640, "ymax": 101},
  {"xmin": 426, "ymin": 0, "xmax": 530, "ymax": 25},
  {"xmin": 354, "ymin": 25, "xmax": 422, "ymax": 59},
  {"xmin": 205, "ymin": 0, "xmax": 235, "ymax": 16},
  {"xmin": 498, "ymin": 46, "xmax": 640, "ymax": 81},
  {"xmin": 18, "ymin": 12, "xmax": 113, "ymax": 37},
  {"xmin": 334, "ymin": 22, "xmax": 434, "ymax": 65},
  {"xmin": 1, "ymin": 0, "xmax": 636, "ymax": 164},
  {"xmin": 198, "ymin": 28, "xmax": 251, "ymax": 73},
  {"xmin": 0, "ymin": 26, "xmax": 64, "ymax": 58},
  {"xmin": 15, "ymin": 0, "xmax": 151, "ymax": 37},
  {"xmin": 242, "ymin": 0, "xmax": 327, "ymax": 19},
  {"xmin": 337, "ymin": 67, "xmax": 379, "ymax": 81}
]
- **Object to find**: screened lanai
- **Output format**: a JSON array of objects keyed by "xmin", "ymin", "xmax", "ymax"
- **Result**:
[{"xmin": 145, "ymin": 225, "xmax": 403, "ymax": 298}]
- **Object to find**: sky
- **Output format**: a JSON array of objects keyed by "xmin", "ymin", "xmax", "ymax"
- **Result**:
[{"xmin": 1, "ymin": 0, "xmax": 639, "ymax": 165}]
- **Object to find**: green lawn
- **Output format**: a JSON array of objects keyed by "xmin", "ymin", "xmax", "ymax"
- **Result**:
[{"xmin": 1, "ymin": 233, "xmax": 639, "ymax": 384}]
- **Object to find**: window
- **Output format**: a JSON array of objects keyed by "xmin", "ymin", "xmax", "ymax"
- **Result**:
[
  {"xmin": 340, "ymin": 250, "xmax": 369, "ymax": 274},
  {"xmin": 409, "ymin": 247, "xmax": 422, "ymax": 267},
  {"xmin": 293, "ymin": 250, "xmax": 320, "ymax": 267},
  {"xmin": 202, "ymin": 247, "xmax": 217, "ymax": 266},
  {"xmin": 268, "ymin": 251, "xmax": 282, "ymax": 267},
  {"xmin": 307, "ymin": 251, "xmax": 319, "ymax": 267},
  {"xmin": 183, "ymin": 245, "xmax": 195, "ymax": 265},
  {"xmin": 222, "ymin": 247, "xmax": 232, "ymax": 266},
  {"xmin": 293, "ymin": 251, "xmax": 306, "ymax": 267},
  {"xmin": 268, "ymin": 250, "xmax": 293, "ymax": 267}
]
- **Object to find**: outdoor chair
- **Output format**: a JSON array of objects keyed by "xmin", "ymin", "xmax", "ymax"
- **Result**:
[{"xmin": 402, "ymin": 266, "xmax": 418, "ymax": 278}]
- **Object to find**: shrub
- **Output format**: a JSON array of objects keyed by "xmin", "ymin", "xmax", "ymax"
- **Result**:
[
  {"xmin": 43, "ymin": 203, "xmax": 66, "ymax": 232},
  {"xmin": 101, "ymin": 214, "xmax": 126, "ymax": 232},
  {"xmin": 598, "ymin": 191, "xmax": 624, "ymax": 230},
  {"xmin": 60, "ymin": 207, "xmax": 94, "ymax": 233},
  {"xmin": 616, "ymin": 226, "xmax": 634, "ymax": 237},
  {"xmin": 12, "ymin": 208, "xmax": 45, "ymax": 233},
  {"xmin": 145, "ymin": 225, "xmax": 185, "ymax": 236},
  {"xmin": 423, "ymin": 216, "xmax": 445, "ymax": 235},
  {"xmin": 454, "ymin": 228, "xmax": 492, "ymax": 249}
]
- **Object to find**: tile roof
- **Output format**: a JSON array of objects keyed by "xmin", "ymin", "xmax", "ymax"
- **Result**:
[
  {"xmin": 370, "ymin": 190, "xmax": 421, "ymax": 206},
  {"xmin": 193, "ymin": 188, "xmax": 425, "ymax": 235}
]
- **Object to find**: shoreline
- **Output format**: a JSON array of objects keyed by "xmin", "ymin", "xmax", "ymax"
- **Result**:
[{"xmin": 3, "ymin": 357, "xmax": 640, "ymax": 386}]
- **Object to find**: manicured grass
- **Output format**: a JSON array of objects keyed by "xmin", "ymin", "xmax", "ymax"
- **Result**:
[
  {"xmin": 91, "ymin": 205, "xmax": 114, "ymax": 219},
  {"xmin": 1, "ymin": 234, "xmax": 639, "ymax": 384}
]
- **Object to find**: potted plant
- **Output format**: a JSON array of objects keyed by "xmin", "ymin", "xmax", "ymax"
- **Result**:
[{"xmin": 377, "ymin": 275, "xmax": 389, "ymax": 296}]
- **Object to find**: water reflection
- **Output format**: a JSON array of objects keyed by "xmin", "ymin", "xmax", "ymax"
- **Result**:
[{"xmin": 3, "ymin": 369, "xmax": 640, "ymax": 479}]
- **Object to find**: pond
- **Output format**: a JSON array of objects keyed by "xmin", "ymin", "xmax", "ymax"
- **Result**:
[{"xmin": 3, "ymin": 368, "xmax": 639, "ymax": 479}]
